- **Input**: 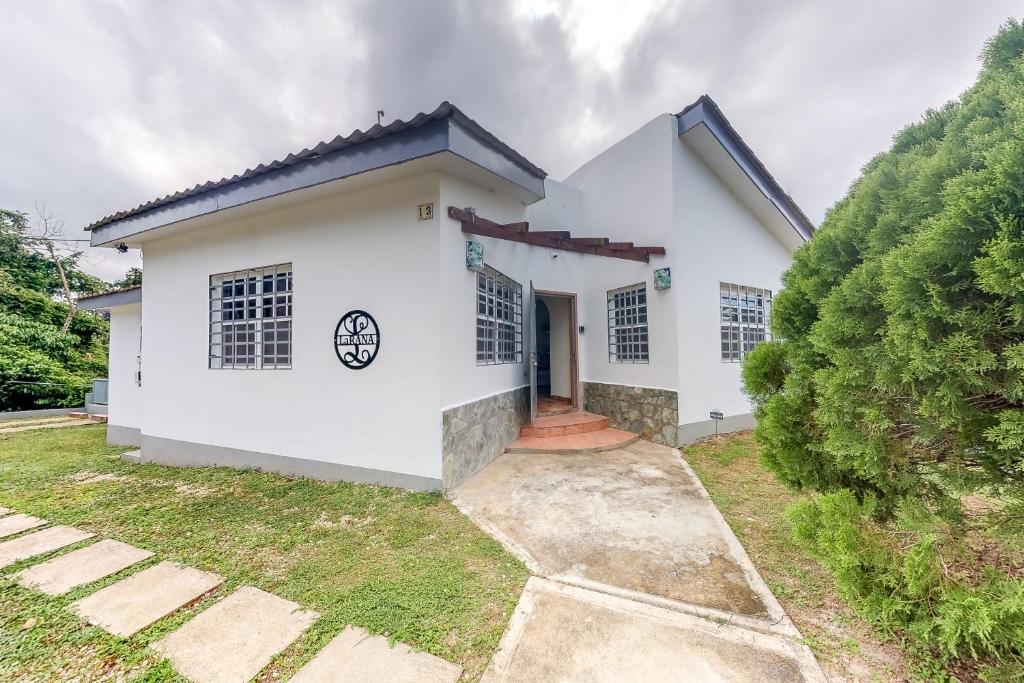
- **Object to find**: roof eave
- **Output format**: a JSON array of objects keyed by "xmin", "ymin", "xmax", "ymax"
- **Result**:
[
  {"xmin": 675, "ymin": 96, "xmax": 815, "ymax": 242},
  {"xmin": 76, "ymin": 286, "xmax": 142, "ymax": 310},
  {"xmin": 89, "ymin": 106, "xmax": 546, "ymax": 247}
]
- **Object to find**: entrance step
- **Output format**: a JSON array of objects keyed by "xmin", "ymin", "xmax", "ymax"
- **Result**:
[
  {"xmin": 505, "ymin": 428, "xmax": 640, "ymax": 454},
  {"xmin": 536, "ymin": 397, "xmax": 574, "ymax": 417},
  {"xmin": 521, "ymin": 412, "xmax": 610, "ymax": 438}
]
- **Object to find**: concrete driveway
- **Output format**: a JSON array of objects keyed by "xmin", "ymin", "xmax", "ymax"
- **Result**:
[{"xmin": 452, "ymin": 439, "xmax": 826, "ymax": 682}]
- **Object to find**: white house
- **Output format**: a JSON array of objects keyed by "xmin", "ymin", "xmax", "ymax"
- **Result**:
[{"xmin": 78, "ymin": 97, "xmax": 813, "ymax": 491}]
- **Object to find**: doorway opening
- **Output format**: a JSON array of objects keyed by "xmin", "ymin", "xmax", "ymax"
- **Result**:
[{"xmin": 534, "ymin": 292, "xmax": 579, "ymax": 410}]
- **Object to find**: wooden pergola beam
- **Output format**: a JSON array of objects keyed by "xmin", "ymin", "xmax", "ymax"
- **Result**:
[{"xmin": 448, "ymin": 206, "xmax": 657, "ymax": 263}]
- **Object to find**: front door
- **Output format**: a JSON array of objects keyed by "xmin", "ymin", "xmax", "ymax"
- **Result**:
[{"xmin": 528, "ymin": 280, "xmax": 538, "ymax": 423}]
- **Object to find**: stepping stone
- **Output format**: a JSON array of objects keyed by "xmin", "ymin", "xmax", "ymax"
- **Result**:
[
  {"xmin": 15, "ymin": 539, "xmax": 154, "ymax": 595},
  {"xmin": 290, "ymin": 626, "xmax": 463, "ymax": 683},
  {"xmin": 72, "ymin": 561, "xmax": 223, "ymax": 637},
  {"xmin": 0, "ymin": 513, "xmax": 46, "ymax": 539},
  {"xmin": 152, "ymin": 586, "xmax": 319, "ymax": 683},
  {"xmin": 0, "ymin": 526, "xmax": 95, "ymax": 568}
]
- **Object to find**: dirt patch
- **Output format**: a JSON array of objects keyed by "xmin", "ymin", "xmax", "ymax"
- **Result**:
[
  {"xmin": 172, "ymin": 482, "xmax": 216, "ymax": 497},
  {"xmin": 312, "ymin": 513, "xmax": 372, "ymax": 530},
  {"xmin": 66, "ymin": 471, "xmax": 128, "ymax": 485}
]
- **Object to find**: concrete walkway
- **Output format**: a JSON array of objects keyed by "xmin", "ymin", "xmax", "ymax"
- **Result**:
[
  {"xmin": 452, "ymin": 439, "xmax": 826, "ymax": 682},
  {"xmin": 0, "ymin": 504, "xmax": 464, "ymax": 682}
]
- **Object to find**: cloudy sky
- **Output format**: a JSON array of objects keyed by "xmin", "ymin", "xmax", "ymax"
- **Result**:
[{"xmin": 2, "ymin": 1, "xmax": 1020, "ymax": 281}]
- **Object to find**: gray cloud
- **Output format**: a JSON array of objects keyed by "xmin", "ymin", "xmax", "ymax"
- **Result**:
[{"xmin": 1, "ymin": 0, "xmax": 1019, "ymax": 281}]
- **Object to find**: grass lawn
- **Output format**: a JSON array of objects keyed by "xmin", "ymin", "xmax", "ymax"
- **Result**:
[
  {"xmin": 683, "ymin": 432, "xmax": 910, "ymax": 682},
  {"xmin": 0, "ymin": 425, "xmax": 529, "ymax": 681}
]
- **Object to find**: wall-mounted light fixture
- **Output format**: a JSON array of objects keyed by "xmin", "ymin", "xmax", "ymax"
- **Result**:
[
  {"xmin": 115, "ymin": 242, "xmax": 129, "ymax": 253},
  {"xmin": 654, "ymin": 267, "xmax": 671, "ymax": 290},
  {"xmin": 466, "ymin": 240, "xmax": 484, "ymax": 270}
]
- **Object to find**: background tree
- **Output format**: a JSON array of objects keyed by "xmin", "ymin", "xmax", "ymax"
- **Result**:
[
  {"xmin": 743, "ymin": 21, "xmax": 1024, "ymax": 673},
  {"xmin": 111, "ymin": 266, "xmax": 142, "ymax": 290},
  {"xmin": 0, "ymin": 209, "xmax": 108, "ymax": 411}
]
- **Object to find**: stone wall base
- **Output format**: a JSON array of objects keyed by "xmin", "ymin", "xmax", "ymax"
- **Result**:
[
  {"xmin": 583, "ymin": 382, "xmax": 678, "ymax": 446},
  {"xmin": 442, "ymin": 386, "xmax": 529, "ymax": 490}
]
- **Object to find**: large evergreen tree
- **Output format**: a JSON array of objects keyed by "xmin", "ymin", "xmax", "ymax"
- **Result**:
[
  {"xmin": 745, "ymin": 20, "xmax": 1024, "ymax": 515},
  {"xmin": 743, "ymin": 21, "xmax": 1024, "ymax": 670}
]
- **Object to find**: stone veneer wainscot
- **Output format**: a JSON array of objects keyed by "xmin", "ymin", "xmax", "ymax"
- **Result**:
[
  {"xmin": 442, "ymin": 386, "xmax": 529, "ymax": 489},
  {"xmin": 583, "ymin": 382, "xmax": 678, "ymax": 446}
]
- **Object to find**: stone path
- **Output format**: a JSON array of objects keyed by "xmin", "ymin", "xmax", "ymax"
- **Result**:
[
  {"xmin": 291, "ymin": 626, "xmax": 464, "ymax": 683},
  {"xmin": 0, "ymin": 417, "xmax": 97, "ymax": 434},
  {"xmin": 0, "ymin": 526, "xmax": 94, "ymax": 569},
  {"xmin": 153, "ymin": 587, "xmax": 319, "ymax": 683},
  {"xmin": 72, "ymin": 561, "xmax": 225, "ymax": 637},
  {"xmin": 0, "ymin": 506, "xmax": 464, "ymax": 681},
  {"xmin": 0, "ymin": 513, "xmax": 46, "ymax": 539},
  {"xmin": 16, "ymin": 539, "xmax": 154, "ymax": 595}
]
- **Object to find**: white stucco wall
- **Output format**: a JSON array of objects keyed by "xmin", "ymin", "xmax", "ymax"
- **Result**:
[
  {"xmin": 672, "ymin": 138, "xmax": 795, "ymax": 426},
  {"xmin": 560, "ymin": 115, "xmax": 677, "ymax": 247},
  {"xmin": 526, "ymin": 179, "xmax": 581, "ymax": 232},
  {"xmin": 440, "ymin": 174, "xmax": 678, "ymax": 412},
  {"xmin": 107, "ymin": 303, "xmax": 142, "ymax": 431},
  {"xmin": 139, "ymin": 174, "xmax": 444, "ymax": 481}
]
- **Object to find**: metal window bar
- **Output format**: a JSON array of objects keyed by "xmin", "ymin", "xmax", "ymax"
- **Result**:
[
  {"xmin": 719, "ymin": 282, "xmax": 771, "ymax": 362},
  {"xmin": 475, "ymin": 267, "xmax": 523, "ymax": 365},
  {"xmin": 209, "ymin": 263, "xmax": 293, "ymax": 369},
  {"xmin": 607, "ymin": 283, "xmax": 649, "ymax": 363}
]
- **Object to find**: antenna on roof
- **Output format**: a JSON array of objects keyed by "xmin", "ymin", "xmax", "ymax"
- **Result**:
[{"xmin": 376, "ymin": 110, "xmax": 384, "ymax": 125}]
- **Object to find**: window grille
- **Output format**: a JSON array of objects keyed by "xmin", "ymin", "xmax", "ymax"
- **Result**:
[
  {"xmin": 608, "ymin": 283, "xmax": 649, "ymax": 363},
  {"xmin": 476, "ymin": 267, "xmax": 523, "ymax": 365},
  {"xmin": 720, "ymin": 282, "xmax": 771, "ymax": 362},
  {"xmin": 209, "ymin": 263, "xmax": 292, "ymax": 369}
]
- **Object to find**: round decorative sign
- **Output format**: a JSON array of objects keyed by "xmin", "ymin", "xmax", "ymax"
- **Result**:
[{"xmin": 334, "ymin": 310, "xmax": 380, "ymax": 370}]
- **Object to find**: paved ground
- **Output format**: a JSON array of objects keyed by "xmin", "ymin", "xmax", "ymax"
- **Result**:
[
  {"xmin": 484, "ymin": 578, "xmax": 821, "ymax": 683},
  {"xmin": 453, "ymin": 439, "xmax": 825, "ymax": 681},
  {"xmin": 453, "ymin": 439, "xmax": 786, "ymax": 625}
]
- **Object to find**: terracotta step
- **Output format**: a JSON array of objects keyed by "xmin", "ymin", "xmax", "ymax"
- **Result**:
[
  {"xmin": 520, "ymin": 412, "xmax": 610, "ymax": 438},
  {"xmin": 537, "ymin": 397, "xmax": 574, "ymax": 417},
  {"xmin": 505, "ymin": 428, "xmax": 641, "ymax": 454}
]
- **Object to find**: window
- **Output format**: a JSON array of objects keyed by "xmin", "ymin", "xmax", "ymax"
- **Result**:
[
  {"xmin": 720, "ymin": 282, "xmax": 771, "ymax": 362},
  {"xmin": 608, "ymin": 283, "xmax": 649, "ymax": 363},
  {"xmin": 209, "ymin": 263, "xmax": 292, "ymax": 369},
  {"xmin": 476, "ymin": 267, "xmax": 523, "ymax": 365}
]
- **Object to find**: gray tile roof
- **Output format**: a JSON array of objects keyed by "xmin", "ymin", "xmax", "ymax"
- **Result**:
[{"xmin": 86, "ymin": 102, "xmax": 545, "ymax": 232}]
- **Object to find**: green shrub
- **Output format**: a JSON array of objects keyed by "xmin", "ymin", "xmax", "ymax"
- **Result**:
[
  {"xmin": 743, "ymin": 21, "xmax": 1024, "ymax": 672},
  {"xmin": 791, "ymin": 493, "xmax": 1024, "ymax": 666}
]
